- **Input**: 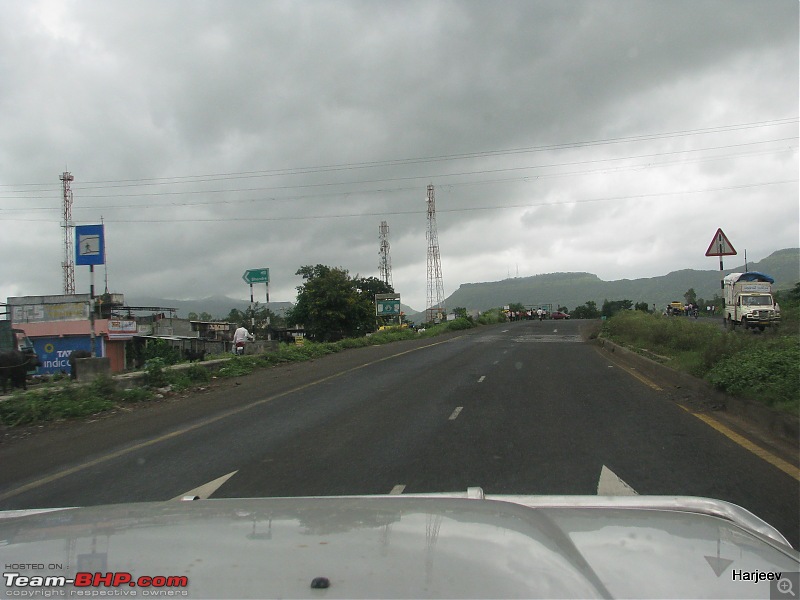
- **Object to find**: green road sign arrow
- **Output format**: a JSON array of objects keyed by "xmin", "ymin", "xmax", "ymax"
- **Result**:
[{"xmin": 243, "ymin": 268, "xmax": 269, "ymax": 284}]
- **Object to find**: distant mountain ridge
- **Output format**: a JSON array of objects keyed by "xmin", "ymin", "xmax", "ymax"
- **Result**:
[
  {"xmin": 124, "ymin": 295, "xmax": 294, "ymax": 320},
  {"xmin": 435, "ymin": 248, "xmax": 799, "ymax": 316},
  {"xmin": 129, "ymin": 249, "xmax": 797, "ymax": 321}
]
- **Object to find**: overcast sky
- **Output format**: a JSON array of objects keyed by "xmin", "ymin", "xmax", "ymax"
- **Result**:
[{"xmin": 1, "ymin": 0, "xmax": 797, "ymax": 313}]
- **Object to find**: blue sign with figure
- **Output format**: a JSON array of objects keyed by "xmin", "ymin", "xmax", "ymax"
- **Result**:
[{"xmin": 75, "ymin": 224, "xmax": 105, "ymax": 266}]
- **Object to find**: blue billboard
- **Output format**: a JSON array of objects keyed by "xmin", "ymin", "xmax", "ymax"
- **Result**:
[{"xmin": 33, "ymin": 337, "xmax": 100, "ymax": 375}]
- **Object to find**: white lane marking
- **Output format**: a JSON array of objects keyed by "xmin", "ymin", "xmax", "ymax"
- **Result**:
[
  {"xmin": 449, "ymin": 407, "xmax": 464, "ymax": 420},
  {"xmin": 597, "ymin": 465, "xmax": 638, "ymax": 496},
  {"xmin": 502, "ymin": 329, "xmax": 509, "ymax": 333},
  {"xmin": 173, "ymin": 470, "xmax": 239, "ymax": 500},
  {"xmin": 390, "ymin": 484, "xmax": 406, "ymax": 495},
  {"xmin": 478, "ymin": 376, "xmax": 486, "ymax": 382},
  {"xmin": 493, "ymin": 360, "xmax": 499, "ymax": 365}
]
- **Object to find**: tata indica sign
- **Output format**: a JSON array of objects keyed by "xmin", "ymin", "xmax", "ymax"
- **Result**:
[{"xmin": 33, "ymin": 337, "xmax": 99, "ymax": 375}]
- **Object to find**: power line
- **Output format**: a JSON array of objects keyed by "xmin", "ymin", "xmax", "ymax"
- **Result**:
[
  {"xmin": 1, "ymin": 179, "xmax": 794, "ymax": 223},
  {"xmin": 1, "ymin": 137, "xmax": 795, "ymax": 206},
  {"xmin": 0, "ymin": 116, "xmax": 796, "ymax": 191}
]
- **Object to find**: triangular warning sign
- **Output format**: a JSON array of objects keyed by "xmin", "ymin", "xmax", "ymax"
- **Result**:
[{"xmin": 705, "ymin": 228, "xmax": 737, "ymax": 257}]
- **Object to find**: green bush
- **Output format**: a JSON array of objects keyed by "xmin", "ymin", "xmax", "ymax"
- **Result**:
[
  {"xmin": 217, "ymin": 356, "xmax": 260, "ymax": 377},
  {"xmin": 706, "ymin": 340, "xmax": 799, "ymax": 412},
  {"xmin": 602, "ymin": 309, "xmax": 799, "ymax": 413},
  {"xmin": 186, "ymin": 363, "xmax": 212, "ymax": 383},
  {"xmin": 141, "ymin": 339, "xmax": 181, "ymax": 365},
  {"xmin": 144, "ymin": 358, "xmax": 170, "ymax": 388},
  {"xmin": 477, "ymin": 309, "xmax": 506, "ymax": 325},
  {"xmin": 120, "ymin": 387, "xmax": 153, "ymax": 403}
]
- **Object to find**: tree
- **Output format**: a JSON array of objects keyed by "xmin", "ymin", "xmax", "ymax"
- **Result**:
[
  {"xmin": 226, "ymin": 304, "xmax": 282, "ymax": 338},
  {"xmin": 354, "ymin": 276, "xmax": 394, "ymax": 298},
  {"xmin": 601, "ymin": 299, "xmax": 633, "ymax": 317},
  {"xmin": 634, "ymin": 301, "xmax": 650, "ymax": 312},
  {"xmin": 571, "ymin": 300, "xmax": 600, "ymax": 319},
  {"xmin": 684, "ymin": 288, "xmax": 698, "ymax": 305},
  {"xmin": 287, "ymin": 265, "xmax": 379, "ymax": 341},
  {"xmin": 452, "ymin": 307, "xmax": 469, "ymax": 319},
  {"xmin": 187, "ymin": 312, "xmax": 199, "ymax": 320}
]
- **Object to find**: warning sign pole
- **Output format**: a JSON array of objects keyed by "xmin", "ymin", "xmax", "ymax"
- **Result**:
[{"xmin": 705, "ymin": 228, "xmax": 737, "ymax": 289}]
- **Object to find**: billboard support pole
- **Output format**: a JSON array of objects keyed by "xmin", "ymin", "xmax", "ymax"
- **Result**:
[{"xmin": 90, "ymin": 265, "xmax": 96, "ymax": 357}]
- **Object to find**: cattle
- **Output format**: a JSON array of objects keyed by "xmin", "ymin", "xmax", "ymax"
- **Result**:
[
  {"xmin": 68, "ymin": 350, "xmax": 92, "ymax": 380},
  {"xmin": 0, "ymin": 350, "xmax": 42, "ymax": 393},
  {"xmin": 184, "ymin": 348, "xmax": 207, "ymax": 362}
]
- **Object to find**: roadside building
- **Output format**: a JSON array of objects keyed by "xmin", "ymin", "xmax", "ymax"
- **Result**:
[{"xmin": 7, "ymin": 294, "xmax": 133, "ymax": 375}]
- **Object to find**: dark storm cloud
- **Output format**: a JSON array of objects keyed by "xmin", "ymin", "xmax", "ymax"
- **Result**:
[{"xmin": 0, "ymin": 0, "xmax": 797, "ymax": 311}]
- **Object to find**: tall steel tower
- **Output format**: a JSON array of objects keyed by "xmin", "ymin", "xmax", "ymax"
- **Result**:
[
  {"xmin": 378, "ymin": 221, "xmax": 393, "ymax": 288},
  {"xmin": 60, "ymin": 171, "xmax": 76, "ymax": 295},
  {"xmin": 426, "ymin": 184, "xmax": 445, "ymax": 322}
]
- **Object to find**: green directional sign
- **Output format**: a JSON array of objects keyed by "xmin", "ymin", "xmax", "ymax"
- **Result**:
[
  {"xmin": 243, "ymin": 268, "xmax": 269, "ymax": 284},
  {"xmin": 376, "ymin": 300, "xmax": 401, "ymax": 316}
]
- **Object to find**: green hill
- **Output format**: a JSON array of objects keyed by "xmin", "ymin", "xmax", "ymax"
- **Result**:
[{"xmin": 439, "ymin": 248, "xmax": 799, "ymax": 314}]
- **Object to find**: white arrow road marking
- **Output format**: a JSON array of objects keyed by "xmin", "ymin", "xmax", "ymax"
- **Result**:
[
  {"xmin": 449, "ymin": 407, "xmax": 464, "ymax": 420},
  {"xmin": 173, "ymin": 470, "xmax": 238, "ymax": 500},
  {"xmin": 704, "ymin": 538, "xmax": 734, "ymax": 577},
  {"xmin": 597, "ymin": 465, "xmax": 638, "ymax": 496},
  {"xmin": 389, "ymin": 484, "xmax": 406, "ymax": 495}
]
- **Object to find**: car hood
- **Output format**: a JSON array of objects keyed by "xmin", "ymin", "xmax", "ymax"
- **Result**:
[{"xmin": 1, "ymin": 492, "xmax": 797, "ymax": 599}]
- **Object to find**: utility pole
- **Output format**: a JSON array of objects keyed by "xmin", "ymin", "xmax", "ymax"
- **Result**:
[
  {"xmin": 426, "ymin": 184, "xmax": 445, "ymax": 323},
  {"xmin": 61, "ymin": 172, "xmax": 76, "ymax": 295}
]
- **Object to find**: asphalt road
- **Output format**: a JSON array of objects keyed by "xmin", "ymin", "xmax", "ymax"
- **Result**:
[{"xmin": 0, "ymin": 319, "xmax": 797, "ymax": 547}]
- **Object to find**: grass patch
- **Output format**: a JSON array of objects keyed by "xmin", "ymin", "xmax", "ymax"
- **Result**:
[
  {"xmin": 0, "ymin": 376, "xmax": 139, "ymax": 427},
  {"xmin": 602, "ymin": 310, "xmax": 799, "ymax": 413}
]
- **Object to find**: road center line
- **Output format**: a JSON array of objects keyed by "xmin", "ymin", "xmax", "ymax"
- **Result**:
[
  {"xmin": 0, "ymin": 336, "xmax": 462, "ymax": 502},
  {"xmin": 449, "ymin": 407, "xmax": 464, "ymax": 420},
  {"xmin": 478, "ymin": 376, "xmax": 486, "ymax": 383}
]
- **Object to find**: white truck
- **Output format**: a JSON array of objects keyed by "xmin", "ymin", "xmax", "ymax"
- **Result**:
[{"xmin": 723, "ymin": 272, "xmax": 780, "ymax": 331}]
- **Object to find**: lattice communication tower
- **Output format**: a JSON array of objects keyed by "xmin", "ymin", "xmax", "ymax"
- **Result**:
[
  {"xmin": 426, "ymin": 184, "xmax": 445, "ymax": 322},
  {"xmin": 378, "ymin": 221, "xmax": 393, "ymax": 288},
  {"xmin": 61, "ymin": 171, "xmax": 76, "ymax": 295}
]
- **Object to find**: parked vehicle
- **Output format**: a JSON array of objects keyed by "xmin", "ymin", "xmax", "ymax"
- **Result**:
[
  {"xmin": 668, "ymin": 301, "xmax": 684, "ymax": 316},
  {"xmin": 723, "ymin": 272, "xmax": 781, "ymax": 331}
]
